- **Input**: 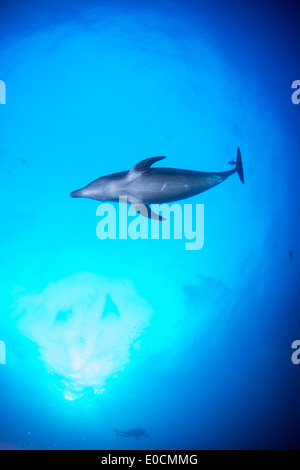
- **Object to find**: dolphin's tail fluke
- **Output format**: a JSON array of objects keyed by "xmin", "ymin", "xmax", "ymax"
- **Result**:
[{"xmin": 236, "ymin": 147, "xmax": 244, "ymax": 184}]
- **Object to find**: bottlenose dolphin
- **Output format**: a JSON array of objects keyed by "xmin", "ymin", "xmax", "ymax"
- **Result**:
[
  {"xmin": 70, "ymin": 147, "xmax": 244, "ymax": 220},
  {"xmin": 113, "ymin": 428, "xmax": 149, "ymax": 440}
]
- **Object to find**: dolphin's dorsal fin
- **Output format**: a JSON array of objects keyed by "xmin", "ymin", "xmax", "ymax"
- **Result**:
[{"xmin": 129, "ymin": 156, "xmax": 166, "ymax": 175}]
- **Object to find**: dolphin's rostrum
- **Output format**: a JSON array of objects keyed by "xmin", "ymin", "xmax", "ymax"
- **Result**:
[{"xmin": 70, "ymin": 148, "xmax": 244, "ymax": 220}]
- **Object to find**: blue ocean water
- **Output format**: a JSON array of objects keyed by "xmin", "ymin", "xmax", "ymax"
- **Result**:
[{"xmin": 0, "ymin": 0, "xmax": 300, "ymax": 450}]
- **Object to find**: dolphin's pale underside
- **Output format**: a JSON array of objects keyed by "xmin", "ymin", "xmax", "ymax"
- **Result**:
[{"xmin": 70, "ymin": 148, "xmax": 244, "ymax": 220}]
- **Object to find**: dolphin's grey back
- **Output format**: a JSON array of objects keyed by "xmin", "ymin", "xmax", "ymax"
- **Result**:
[{"xmin": 126, "ymin": 167, "xmax": 234, "ymax": 204}]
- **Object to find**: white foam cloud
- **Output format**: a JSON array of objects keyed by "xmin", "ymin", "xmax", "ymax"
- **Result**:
[{"xmin": 14, "ymin": 272, "xmax": 153, "ymax": 400}]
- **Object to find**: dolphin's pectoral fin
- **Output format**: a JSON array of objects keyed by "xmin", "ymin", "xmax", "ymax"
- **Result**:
[
  {"xmin": 145, "ymin": 206, "xmax": 166, "ymax": 221},
  {"xmin": 130, "ymin": 200, "xmax": 166, "ymax": 221},
  {"xmin": 129, "ymin": 156, "xmax": 166, "ymax": 176}
]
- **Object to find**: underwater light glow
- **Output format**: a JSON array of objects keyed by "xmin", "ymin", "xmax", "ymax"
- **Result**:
[{"xmin": 13, "ymin": 273, "xmax": 153, "ymax": 400}]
